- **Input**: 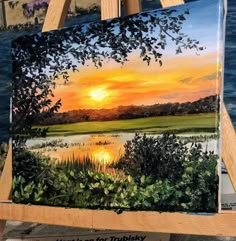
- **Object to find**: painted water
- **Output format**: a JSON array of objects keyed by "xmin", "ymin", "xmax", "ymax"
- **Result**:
[
  {"xmin": 27, "ymin": 133, "xmax": 128, "ymax": 164},
  {"xmin": 26, "ymin": 133, "xmax": 218, "ymax": 166}
]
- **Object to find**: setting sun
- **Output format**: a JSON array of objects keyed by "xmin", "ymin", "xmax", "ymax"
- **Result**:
[{"xmin": 89, "ymin": 88, "xmax": 109, "ymax": 102}]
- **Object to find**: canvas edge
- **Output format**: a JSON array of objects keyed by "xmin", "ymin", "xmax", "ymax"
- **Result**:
[{"xmin": 218, "ymin": 0, "xmax": 228, "ymax": 213}]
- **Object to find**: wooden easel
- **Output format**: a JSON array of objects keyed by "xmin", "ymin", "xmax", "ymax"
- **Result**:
[{"xmin": 1, "ymin": 0, "xmax": 236, "ymax": 238}]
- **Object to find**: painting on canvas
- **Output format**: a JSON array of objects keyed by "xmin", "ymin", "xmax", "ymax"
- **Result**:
[{"xmin": 12, "ymin": 0, "xmax": 225, "ymax": 212}]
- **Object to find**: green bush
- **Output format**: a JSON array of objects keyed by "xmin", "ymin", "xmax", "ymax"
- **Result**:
[
  {"xmin": 13, "ymin": 167, "xmax": 178, "ymax": 210},
  {"xmin": 116, "ymin": 133, "xmax": 188, "ymax": 181},
  {"xmin": 12, "ymin": 175, "xmax": 47, "ymax": 203},
  {"xmin": 176, "ymin": 143, "xmax": 219, "ymax": 212},
  {"xmin": 13, "ymin": 150, "xmax": 51, "ymax": 181},
  {"xmin": 13, "ymin": 149, "xmax": 57, "ymax": 204}
]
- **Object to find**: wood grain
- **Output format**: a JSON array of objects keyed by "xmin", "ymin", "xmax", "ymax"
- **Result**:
[
  {"xmin": 222, "ymin": 105, "xmax": 236, "ymax": 191},
  {"xmin": 0, "ymin": 145, "xmax": 12, "ymax": 201},
  {"xmin": 101, "ymin": 0, "xmax": 120, "ymax": 20},
  {"xmin": 160, "ymin": 0, "xmax": 184, "ymax": 8},
  {"xmin": 0, "ymin": 145, "xmax": 12, "ymax": 241},
  {"xmin": 124, "ymin": 0, "xmax": 141, "ymax": 15},
  {"xmin": 0, "ymin": 203, "xmax": 236, "ymax": 237},
  {"xmin": 42, "ymin": 0, "xmax": 71, "ymax": 32}
]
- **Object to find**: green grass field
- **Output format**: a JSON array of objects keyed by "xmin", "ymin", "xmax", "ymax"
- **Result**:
[{"xmin": 38, "ymin": 113, "xmax": 218, "ymax": 136}]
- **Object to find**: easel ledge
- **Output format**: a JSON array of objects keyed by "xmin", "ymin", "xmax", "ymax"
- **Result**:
[
  {"xmin": 1, "ymin": 0, "xmax": 236, "ymax": 238},
  {"xmin": 0, "ymin": 203, "xmax": 236, "ymax": 237}
]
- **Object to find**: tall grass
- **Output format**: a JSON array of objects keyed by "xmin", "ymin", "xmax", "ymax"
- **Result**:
[
  {"xmin": 56, "ymin": 153, "xmax": 124, "ymax": 177},
  {"xmin": 178, "ymin": 134, "xmax": 218, "ymax": 143},
  {"xmin": 57, "ymin": 154, "xmax": 102, "ymax": 172}
]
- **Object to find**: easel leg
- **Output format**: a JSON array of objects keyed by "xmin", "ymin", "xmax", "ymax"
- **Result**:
[
  {"xmin": 124, "ymin": 0, "xmax": 141, "ymax": 15},
  {"xmin": 0, "ymin": 144, "xmax": 12, "ymax": 202},
  {"xmin": 42, "ymin": 0, "xmax": 71, "ymax": 32},
  {"xmin": 0, "ymin": 145, "xmax": 12, "ymax": 241},
  {"xmin": 101, "ymin": 0, "xmax": 120, "ymax": 20},
  {"xmin": 160, "ymin": 0, "xmax": 184, "ymax": 7}
]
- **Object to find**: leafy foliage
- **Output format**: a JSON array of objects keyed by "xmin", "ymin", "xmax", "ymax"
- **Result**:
[
  {"xmin": 115, "ymin": 134, "xmax": 218, "ymax": 212},
  {"xmin": 13, "ymin": 149, "xmax": 56, "ymax": 202},
  {"xmin": 12, "ymin": 8, "xmax": 205, "ymax": 147},
  {"xmin": 12, "ymin": 134, "xmax": 218, "ymax": 212},
  {"xmin": 176, "ymin": 143, "xmax": 219, "ymax": 212},
  {"xmin": 13, "ymin": 149, "xmax": 52, "ymax": 181},
  {"xmin": 116, "ymin": 133, "xmax": 188, "ymax": 181}
]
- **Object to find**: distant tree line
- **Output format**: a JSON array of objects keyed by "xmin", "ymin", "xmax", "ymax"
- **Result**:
[{"xmin": 36, "ymin": 95, "xmax": 219, "ymax": 125}]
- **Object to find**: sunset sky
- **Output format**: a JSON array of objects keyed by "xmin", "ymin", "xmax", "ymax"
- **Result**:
[{"xmin": 52, "ymin": 0, "xmax": 223, "ymax": 112}]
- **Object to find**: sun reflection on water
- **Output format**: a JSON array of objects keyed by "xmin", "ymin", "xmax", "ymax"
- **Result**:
[
  {"xmin": 31, "ymin": 134, "xmax": 130, "ymax": 167},
  {"xmin": 91, "ymin": 147, "xmax": 114, "ymax": 165}
]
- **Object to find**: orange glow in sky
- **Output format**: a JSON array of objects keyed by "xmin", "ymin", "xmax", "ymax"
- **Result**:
[{"xmin": 53, "ymin": 51, "xmax": 221, "ymax": 112}]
